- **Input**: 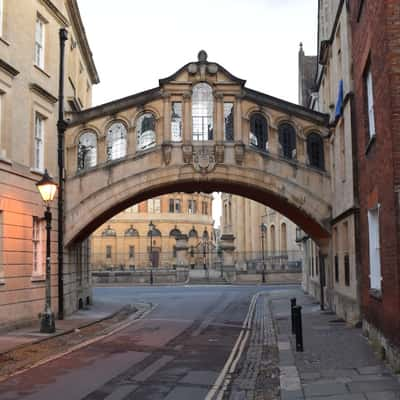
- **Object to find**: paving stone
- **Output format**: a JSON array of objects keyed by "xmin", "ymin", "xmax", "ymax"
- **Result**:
[
  {"xmin": 300, "ymin": 372, "xmax": 321, "ymax": 381},
  {"xmin": 365, "ymin": 391, "xmax": 400, "ymax": 400},
  {"xmin": 280, "ymin": 388, "xmax": 304, "ymax": 400},
  {"xmin": 305, "ymin": 395, "xmax": 366, "ymax": 400},
  {"xmin": 357, "ymin": 365, "xmax": 389, "ymax": 375},
  {"xmin": 303, "ymin": 382, "xmax": 348, "ymax": 397},
  {"xmin": 348, "ymin": 379, "xmax": 400, "ymax": 393},
  {"xmin": 179, "ymin": 370, "xmax": 217, "ymax": 386}
]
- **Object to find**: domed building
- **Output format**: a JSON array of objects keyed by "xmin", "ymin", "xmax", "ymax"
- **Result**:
[{"xmin": 90, "ymin": 193, "xmax": 214, "ymax": 270}]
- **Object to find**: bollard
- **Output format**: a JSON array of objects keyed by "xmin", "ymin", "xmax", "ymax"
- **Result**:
[
  {"xmin": 293, "ymin": 305, "xmax": 304, "ymax": 352},
  {"xmin": 290, "ymin": 298, "xmax": 296, "ymax": 334}
]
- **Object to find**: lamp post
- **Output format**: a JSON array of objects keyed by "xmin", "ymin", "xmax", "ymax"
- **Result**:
[
  {"xmin": 36, "ymin": 169, "xmax": 57, "ymax": 333},
  {"xmin": 149, "ymin": 221, "xmax": 155, "ymax": 285},
  {"xmin": 202, "ymin": 228, "xmax": 209, "ymax": 271},
  {"xmin": 260, "ymin": 223, "xmax": 267, "ymax": 283}
]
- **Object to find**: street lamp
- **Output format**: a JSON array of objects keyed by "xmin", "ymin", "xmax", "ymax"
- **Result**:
[
  {"xmin": 149, "ymin": 220, "xmax": 155, "ymax": 285},
  {"xmin": 260, "ymin": 223, "xmax": 267, "ymax": 283},
  {"xmin": 36, "ymin": 169, "xmax": 57, "ymax": 333},
  {"xmin": 202, "ymin": 228, "xmax": 209, "ymax": 272}
]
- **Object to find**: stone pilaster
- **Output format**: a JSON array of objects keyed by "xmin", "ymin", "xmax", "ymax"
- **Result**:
[
  {"xmin": 175, "ymin": 234, "xmax": 189, "ymax": 268},
  {"xmin": 234, "ymin": 94, "xmax": 243, "ymax": 143},
  {"xmin": 183, "ymin": 91, "xmax": 192, "ymax": 143},
  {"xmin": 162, "ymin": 92, "xmax": 171, "ymax": 143},
  {"xmin": 215, "ymin": 92, "xmax": 224, "ymax": 142}
]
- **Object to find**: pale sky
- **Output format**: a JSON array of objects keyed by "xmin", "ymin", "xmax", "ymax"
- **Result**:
[{"xmin": 78, "ymin": 0, "xmax": 318, "ymax": 226}]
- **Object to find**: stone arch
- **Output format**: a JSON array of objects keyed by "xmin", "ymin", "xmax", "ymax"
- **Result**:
[{"xmin": 72, "ymin": 124, "xmax": 101, "ymax": 146}]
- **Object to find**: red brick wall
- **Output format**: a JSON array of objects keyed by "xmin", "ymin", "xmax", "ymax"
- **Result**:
[{"xmin": 351, "ymin": 0, "xmax": 400, "ymax": 347}]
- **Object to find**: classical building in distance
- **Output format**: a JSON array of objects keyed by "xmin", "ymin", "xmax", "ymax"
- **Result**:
[
  {"xmin": 90, "ymin": 193, "xmax": 214, "ymax": 270},
  {"xmin": 0, "ymin": 0, "xmax": 98, "ymax": 328},
  {"xmin": 221, "ymin": 194, "xmax": 302, "ymax": 270}
]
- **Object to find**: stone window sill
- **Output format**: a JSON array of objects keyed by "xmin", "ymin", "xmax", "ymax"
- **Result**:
[
  {"xmin": 0, "ymin": 37, "xmax": 10, "ymax": 46},
  {"xmin": 30, "ymin": 167, "xmax": 45, "ymax": 177},
  {"xmin": 33, "ymin": 64, "xmax": 50, "ymax": 78},
  {"xmin": 0, "ymin": 155, "xmax": 12, "ymax": 166},
  {"xmin": 369, "ymin": 288, "xmax": 382, "ymax": 301},
  {"xmin": 31, "ymin": 274, "xmax": 45, "ymax": 283},
  {"xmin": 0, "ymin": 278, "xmax": 5, "ymax": 286}
]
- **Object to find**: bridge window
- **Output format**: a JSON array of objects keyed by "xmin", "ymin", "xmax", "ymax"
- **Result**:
[
  {"xmin": 249, "ymin": 113, "xmax": 268, "ymax": 151},
  {"xmin": 278, "ymin": 123, "xmax": 296, "ymax": 160},
  {"xmin": 78, "ymin": 131, "xmax": 97, "ymax": 171},
  {"xmin": 307, "ymin": 132, "xmax": 324, "ymax": 170},
  {"xmin": 171, "ymin": 102, "xmax": 182, "ymax": 142},
  {"xmin": 224, "ymin": 103, "xmax": 234, "ymax": 141},
  {"xmin": 192, "ymin": 83, "xmax": 213, "ymax": 141},
  {"xmin": 106, "ymin": 122, "xmax": 127, "ymax": 161},
  {"xmin": 137, "ymin": 113, "xmax": 156, "ymax": 151}
]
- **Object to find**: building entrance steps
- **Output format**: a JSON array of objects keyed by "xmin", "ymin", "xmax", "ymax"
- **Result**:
[{"xmin": 270, "ymin": 288, "xmax": 400, "ymax": 400}]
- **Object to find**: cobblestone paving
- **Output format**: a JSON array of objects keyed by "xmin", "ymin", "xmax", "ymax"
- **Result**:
[{"xmin": 225, "ymin": 293, "xmax": 280, "ymax": 400}]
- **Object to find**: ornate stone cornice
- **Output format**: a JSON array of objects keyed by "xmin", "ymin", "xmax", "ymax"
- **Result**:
[{"xmin": 30, "ymin": 83, "xmax": 58, "ymax": 104}]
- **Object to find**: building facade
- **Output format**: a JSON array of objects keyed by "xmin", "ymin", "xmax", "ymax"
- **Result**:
[
  {"xmin": 299, "ymin": 0, "xmax": 360, "ymax": 324},
  {"xmin": 350, "ymin": 0, "xmax": 400, "ymax": 368},
  {"xmin": 221, "ymin": 194, "xmax": 302, "ymax": 270},
  {"xmin": 90, "ymin": 193, "xmax": 214, "ymax": 270},
  {"xmin": 0, "ymin": 0, "xmax": 98, "ymax": 329}
]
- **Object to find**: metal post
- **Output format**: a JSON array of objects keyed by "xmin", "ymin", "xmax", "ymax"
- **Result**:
[
  {"xmin": 149, "ymin": 224, "xmax": 153, "ymax": 285},
  {"xmin": 319, "ymin": 252, "xmax": 325, "ymax": 311},
  {"xmin": 41, "ymin": 206, "xmax": 55, "ymax": 333},
  {"xmin": 290, "ymin": 297, "xmax": 296, "ymax": 334},
  {"xmin": 293, "ymin": 305, "xmax": 303, "ymax": 352},
  {"xmin": 261, "ymin": 226, "xmax": 266, "ymax": 283},
  {"xmin": 57, "ymin": 28, "xmax": 68, "ymax": 320}
]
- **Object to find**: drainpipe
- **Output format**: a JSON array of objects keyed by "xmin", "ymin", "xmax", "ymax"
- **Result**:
[{"xmin": 57, "ymin": 28, "xmax": 68, "ymax": 320}]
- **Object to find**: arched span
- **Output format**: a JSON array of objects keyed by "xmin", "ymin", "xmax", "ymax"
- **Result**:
[{"xmin": 64, "ymin": 144, "xmax": 331, "ymax": 247}]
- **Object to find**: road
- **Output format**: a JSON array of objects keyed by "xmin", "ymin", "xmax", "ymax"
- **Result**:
[{"xmin": 0, "ymin": 285, "xmax": 279, "ymax": 400}]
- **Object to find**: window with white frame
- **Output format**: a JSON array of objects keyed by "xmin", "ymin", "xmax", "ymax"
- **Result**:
[
  {"xmin": 368, "ymin": 206, "xmax": 381, "ymax": 291},
  {"xmin": 148, "ymin": 198, "xmax": 160, "ymax": 213},
  {"xmin": 32, "ymin": 216, "xmax": 44, "ymax": 276},
  {"xmin": 35, "ymin": 16, "xmax": 46, "ymax": 69},
  {"xmin": 365, "ymin": 65, "xmax": 376, "ymax": 138},
  {"xmin": 34, "ymin": 113, "xmax": 44, "ymax": 171}
]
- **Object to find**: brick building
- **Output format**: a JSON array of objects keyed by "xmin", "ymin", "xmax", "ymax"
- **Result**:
[{"xmin": 350, "ymin": 0, "xmax": 400, "ymax": 367}]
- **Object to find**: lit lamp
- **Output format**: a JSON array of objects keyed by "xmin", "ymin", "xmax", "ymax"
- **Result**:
[
  {"xmin": 260, "ymin": 223, "xmax": 267, "ymax": 283},
  {"xmin": 36, "ymin": 169, "xmax": 58, "ymax": 333}
]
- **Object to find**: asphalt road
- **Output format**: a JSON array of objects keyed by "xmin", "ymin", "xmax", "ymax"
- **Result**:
[{"xmin": 0, "ymin": 285, "xmax": 281, "ymax": 400}]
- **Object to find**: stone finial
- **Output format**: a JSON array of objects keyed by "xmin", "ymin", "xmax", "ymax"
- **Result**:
[{"xmin": 198, "ymin": 50, "xmax": 208, "ymax": 63}]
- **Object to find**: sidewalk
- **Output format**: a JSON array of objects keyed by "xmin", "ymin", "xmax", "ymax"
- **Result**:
[
  {"xmin": 0, "ymin": 300, "xmax": 125, "ymax": 354},
  {"xmin": 271, "ymin": 288, "xmax": 400, "ymax": 400}
]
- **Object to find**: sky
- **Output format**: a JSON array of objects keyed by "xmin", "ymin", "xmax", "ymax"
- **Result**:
[{"xmin": 78, "ymin": 0, "xmax": 318, "ymax": 226}]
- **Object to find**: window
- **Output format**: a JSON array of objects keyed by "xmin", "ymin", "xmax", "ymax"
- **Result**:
[
  {"xmin": 169, "ymin": 199, "xmax": 181, "ymax": 213},
  {"xmin": 201, "ymin": 201, "xmax": 208, "ymax": 215},
  {"xmin": 189, "ymin": 227, "xmax": 198, "ymax": 238},
  {"xmin": 148, "ymin": 227, "xmax": 161, "ymax": 237},
  {"xmin": 343, "ymin": 221, "xmax": 349, "ymax": 286},
  {"xmin": 129, "ymin": 246, "xmax": 135, "ymax": 259},
  {"xmin": 192, "ymin": 83, "xmax": 213, "ymax": 141},
  {"xmin": 368, "ymin": 206, "xmax": 381, "ymax": 291},
  {"xmin": 278, "ymin": 123, "xmax": 296, "ymax": 159},
  {"xmin": 280, "ymin": 223, "xmax": 287, "ymax": 252},
  {"xmin": 224, "ymin": 103, "xmax": 234, "ymax": 141},
  {"xmin": 34, "ymin": 113, "xmax": 45, "ymax": 171},
  {"xmin": 106, "ymin": 245, "xmax": 112, "ymax": 259},
  {"xmin": 344, "ymin": 254, "xmax": 350, "ymax": 287},
  {"xmin": 106, "ymin": 122, "xmax": 127, "ymax": 161},
  {"xmin": 270, "ymin": 225, "xmax": 276, "ymax": 252},
  {"xmin": 32, "ymin": 216, "xmax": 44, "ymax": 275},
  {"xmin": 77, "ymin": 131, "xmax": 97, "ymax": 171},
  {"xmin": 137, "ymin": 113, "xmax": 156, "ymax": 150},
  {"xmin": 365, "ymin": 66, "xmax": 376, "ymax": 138},
  {"xmin": 171, "ymin": 102, "xmax": 182, "ymax": 142},
  {"xmin": 102, "ymin": 226, "xmax": 116, "ymax": 237},
  {"xmin": 307, "ymin": 132, "xmax": 324, "ymax": 170},
  {"xmin": 188, "ymin": 199, "xmax": 197, "ymax": 214},
  {"xmin": 125, "ymin": 226, "xmax": 138, "ymax": 237},
  {"xmin": 335, "ymin": 255, "xmax": 339, "ymax": 283},
  {"xmin": 35, "ymin": 16, "xmax": 45, "ymax": 69},
  {"xmin": 249, "ymin": 113, "xmax": 268, "ymax": 151},
  {"xmin": 148, "ymin": 198, "xmax": 160, "ymax": 213}
]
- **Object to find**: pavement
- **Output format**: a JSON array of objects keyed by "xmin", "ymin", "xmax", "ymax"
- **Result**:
[
  {"xmin": 270, "ymin": 288, "xmax": 400, "ymax": 400},
  {"xmin": 0, "ymin": 299, "xmax": 125, "ymax": 354}
]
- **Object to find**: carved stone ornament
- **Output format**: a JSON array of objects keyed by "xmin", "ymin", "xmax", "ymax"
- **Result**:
[
  {"xmin": 182, "ymin": 144, "xmax": 193, "ymax": 163},
  {"xmin": 215, "ymin": 144, "xmax": 225, "ymax": 163},
  {"xmin": 234, "ymin": 142, "xmax": 245, "ymax": 164},
  {"xmin": 193, "ymin": 146, "xmax": 216, "ymax": 174},
  {"xmin": 162, "ymin": 143, "xmax": 172, "ymax": 165}
]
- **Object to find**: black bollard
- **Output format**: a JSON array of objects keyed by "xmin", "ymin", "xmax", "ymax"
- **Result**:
[
  {"xmin": 293, "ymin": 305, "xmax": 304, "ymax": 352},
  {"xmin": 290, "ymin": 298, "xmax": 296, "ymax": 334}
]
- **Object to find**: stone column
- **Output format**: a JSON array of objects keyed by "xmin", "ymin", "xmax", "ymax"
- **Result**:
[
  {"xmin": 97, "ymin": 135, "xmax": 106, "ymax": 164},
  {"xmin": 234, "ymin": 94, "xmax": 243, "ymax": 143},
  {"xmin": 182, "ymin": 91, "xmax": 192, "ymax": 144},
  {"xmin": 127, "ymin": 126, "xmax": 136, "ymax": 156},
  {"xmin": 215, "ymin": 92, "xmax": 224, "ymax": 142},
  {"xmin": 162, "ymin": 92, "xmax": 171, "ymax": 143},
  {"xmin": 175, "ymin": 234, "xmax": 189, "ymax": 268},
  {"xmin": 268, "ymin": 124, "xmax": 278, "ymax": 155}
]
